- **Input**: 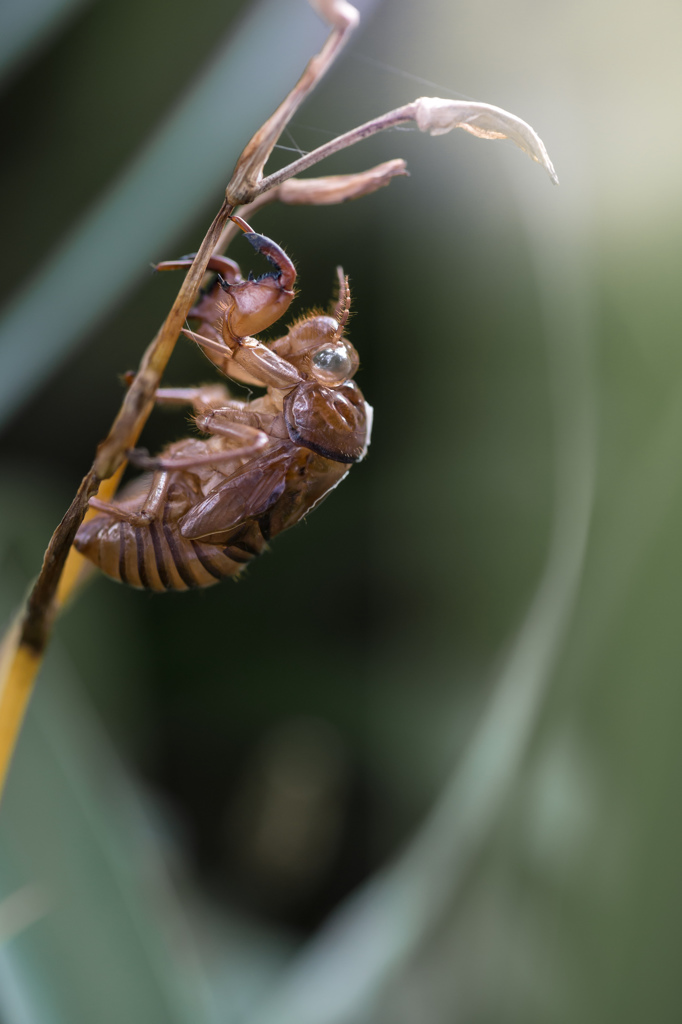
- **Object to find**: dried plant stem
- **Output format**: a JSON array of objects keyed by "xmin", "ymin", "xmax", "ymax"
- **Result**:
[
  {"xmin": 0, "ymin": 621, "xmax": 37, "ymax": 785},
  {"xmin": 55, "ymin": 465, "xmax": 127, "ymax": 606},
  {"xmin": 0, "ymin": 199, "xmax": 235, "ymax": 794},
  {"xmin": 257, "ymin": 108, "xmax": 412, "ymax": 194},
  {"xmin": 256, "ymin": 95, "xmax": 559, "ymax": 195},
  {"xmin": 226, "ymin": 0, "xmax": 357, "ymax": 204}
]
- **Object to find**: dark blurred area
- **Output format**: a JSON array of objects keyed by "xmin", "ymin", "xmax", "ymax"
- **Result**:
[{"xmin": 2, "ymin": 1, "xmax": 682, "ymax": 1022}]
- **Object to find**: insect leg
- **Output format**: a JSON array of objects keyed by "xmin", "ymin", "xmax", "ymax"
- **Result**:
[
  {"xmin": 231, "ymin": 216, "xmax": 297, "ymax": 292},
  {"xmin": 182, "ymin": 328, "xmax": 302, "ymax": 390},
  {"xmin": 155, "ymin": 254, "xmax": 243, "ymax": 284},
  {"xmin": 88, "ymin": 469, "xmax": 171, "ymax": 525},
  {"xmin": 152, "ymin": 386, "xmax": 206, "ymax": 405},
  {"xmin": 128, "ymin": 421, "xmax": 268, "ymax": 471},
  {"xmin": 212, "ymin": 221, "xmax": 296, "ymax": 345},
  {"xmin": 153, "ymin": 385, "xmax": 234, "ymax": 411},
  {"xmin": 121, "ymin": 374, "xmax": 234, "ymax": 412}
]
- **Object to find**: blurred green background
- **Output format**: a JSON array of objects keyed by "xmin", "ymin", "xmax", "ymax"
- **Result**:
[{"xmin": 2, "ymin": 0, "xmax": 682, "ymax": 1021}]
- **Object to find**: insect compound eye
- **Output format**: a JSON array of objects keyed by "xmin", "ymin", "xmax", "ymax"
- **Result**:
[{"xmin": 311, "ymin": 343, "xmax": 353, "ymax": 384}]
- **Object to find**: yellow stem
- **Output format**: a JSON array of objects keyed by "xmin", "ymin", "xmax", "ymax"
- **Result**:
[
  {"xmin": 56, "ymin": 465, "xmax": 127, "ymax": 607},
  {"xmin": 0, "ymin": 625, "xmax": 41, "ymax": 795}
]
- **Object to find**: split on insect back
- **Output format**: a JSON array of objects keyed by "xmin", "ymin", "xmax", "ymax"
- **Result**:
[{"xmin": 0, "ymin": 0, "xmax": 557, "ymax": 794}]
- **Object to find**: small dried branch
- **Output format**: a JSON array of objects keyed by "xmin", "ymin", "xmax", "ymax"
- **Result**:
[
  {"xmin": 226, "ymin": 0, "xmax": 358, "ymax": 205},
  {"xmin": 255, "ymin": 96, "xmax": 559, "ymax": 197},
  {"xmin": 213, "ymin": 159, "xmax": 408, "ymax": 255},
  {"xmin": 277, "ymin": 160, "xmax": 409, "ymax": 202}
]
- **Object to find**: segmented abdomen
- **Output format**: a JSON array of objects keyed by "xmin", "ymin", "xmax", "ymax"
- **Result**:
[{"xmin": 74, "ymin": 512, "xmax": 264, "ymax": 591}]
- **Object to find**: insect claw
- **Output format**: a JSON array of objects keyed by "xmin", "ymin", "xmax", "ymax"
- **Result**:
[{"xmin": 230, "ymin": 214, "xmax": 254, "ymax": 234}]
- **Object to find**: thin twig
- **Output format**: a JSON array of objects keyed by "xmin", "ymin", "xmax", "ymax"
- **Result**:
[
  {"xmin": 226, "ymin": 0, "xmax": 358, "ymax": 204},
  {"xmin": 257, "ymin": 108, "xmax": 413, "ymax": 194},
  {"xmin": 256, "ymin": 95, "xmax": 559, "ymax": 196}
]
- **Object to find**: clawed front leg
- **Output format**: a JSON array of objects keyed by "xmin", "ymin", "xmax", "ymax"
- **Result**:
[
  {"xmin": 157, "ymin": 217, "xmax": 296, "ymax": 347},
  {"xmin": 182, "ymin": 328, "xmax": 302, "ymax": 391},
  {"xmin": 220, "ymin": 216, "xmax": 296, "ymax": 342},
  {"xmin": 154, "ymin": 217, "xmax": 299, "ymax": 386}
]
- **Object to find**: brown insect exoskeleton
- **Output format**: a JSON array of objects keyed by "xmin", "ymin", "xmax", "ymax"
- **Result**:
[{"xmin": 74, "ymin": 217, "xmax": 372, "ymax": 591}]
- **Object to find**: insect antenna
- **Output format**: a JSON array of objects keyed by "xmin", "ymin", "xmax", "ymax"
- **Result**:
[{"xmin": 332, "ymin": 267, "xmax": 351, "ymax": 339}]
